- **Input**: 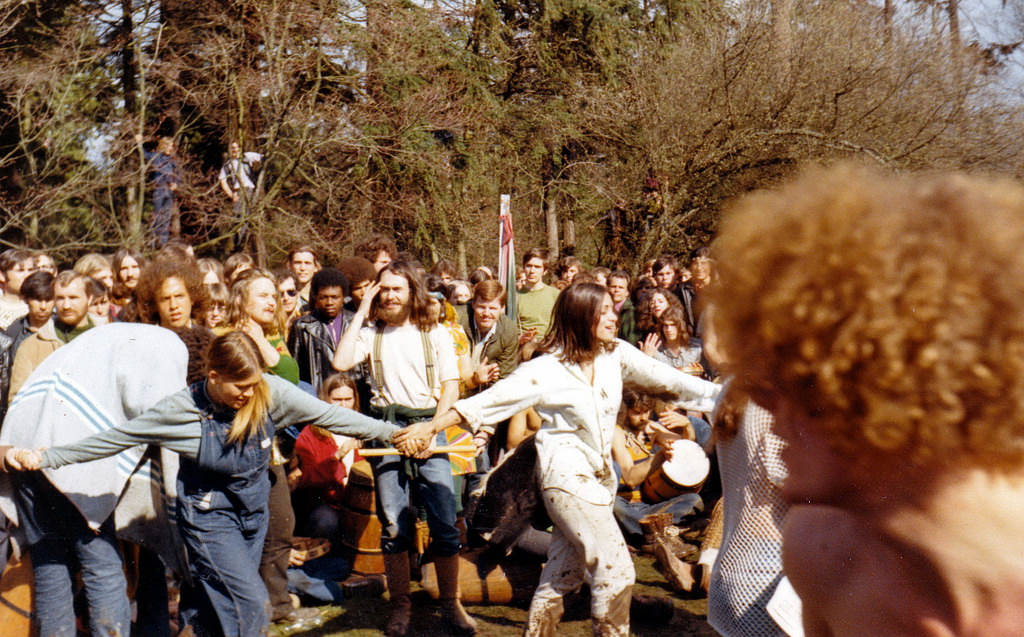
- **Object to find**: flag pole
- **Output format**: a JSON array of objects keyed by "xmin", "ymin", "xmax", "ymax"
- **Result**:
[{"xmin": 498, "ymin": 194, "xmax": 517, "ymax": 319}]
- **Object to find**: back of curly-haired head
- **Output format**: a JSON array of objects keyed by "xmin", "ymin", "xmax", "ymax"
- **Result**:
[{"xmin": 708, "ymin": 163, "xmax": 1024, "ymax": 473}]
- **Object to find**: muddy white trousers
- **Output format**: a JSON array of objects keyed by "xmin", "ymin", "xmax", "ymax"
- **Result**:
[{"xmin": 525, "ymin": 487, "xmax": 635, "ymax": 637}]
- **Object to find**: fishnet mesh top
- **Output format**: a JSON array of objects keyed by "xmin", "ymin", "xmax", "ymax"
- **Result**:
[{"xmin": 708, "ymin": 402, "xmax": 790, "ymax": 636}]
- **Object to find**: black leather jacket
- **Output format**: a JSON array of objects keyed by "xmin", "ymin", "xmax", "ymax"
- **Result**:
[
  {"xmin": 0, "ymin": 330, "xmax": 14, "ymax": 422},
  {"xmin": 286, "ymin": 310, "xmax": 352, "ymax": 392}
]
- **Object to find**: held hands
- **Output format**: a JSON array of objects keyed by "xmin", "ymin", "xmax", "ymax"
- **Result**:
[
  {"xmin": 472, "ymin": 432, "xmax": 490, "ymax": 457},
  {"xmin": 391, "ymin": 421, "xmax": 435, "ymax": 457},
  {"xmin": 414, "ymin": 434, "xmax": 437, "ymax": 460},
  {"xmin": 5, "ymin": 448, "xmax": 43, "ymax": 471},
  {"xmin": 333, "ymin": 435, "xmax": 360, "ymax": 462}
]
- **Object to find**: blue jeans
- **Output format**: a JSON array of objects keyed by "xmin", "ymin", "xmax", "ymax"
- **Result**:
[
  {"xmin": 613, "ymin": 492, "xmax": 703, "ymax": 539},
  {"xmin": 463, "ymin": 446, "xmax": 491, "ymax": 505},
  {"xmin": 177, "ymin": 499, "xmax": 270, "ymax": 637},
  {"xmin": 691, "ymin": 416, "xmax": 712, "ymax": 448},
  {"xmin": 30, "ymin": 516, "xmax": 130, "ymax": 637},
  {"xmin": 287, "ymin": 556, "xmax": 351, "ymax": 604},
  {"xmin": 151, "ymin": 187, "xmax": 174, "ymax": 247},
  {"xmin": 306, "ymin": 503, "xmax": 342, "ymax": 540},
  {"xmin": 370, "ymin": 431, "xmax": 460, "ymax": 556}
]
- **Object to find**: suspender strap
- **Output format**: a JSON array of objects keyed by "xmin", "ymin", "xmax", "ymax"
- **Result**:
[
  {"xmin": 371, "ymin": 329, "xmax": 384, "ymax": 389},
  {"xmin": 421, "ymin": 330, "xmax": 435, "ymax": 390}
]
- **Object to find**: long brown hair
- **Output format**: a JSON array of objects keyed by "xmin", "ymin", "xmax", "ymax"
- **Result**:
[
  {"xmin": 636, "ymin": 287, "xmax": 682, "ymax": 334},
  {"xmin": 111, "ymin": 248, "xmax": 145, "ymax": 305},
  {"xmin": 227, "ymin": 269, "xmax": 287, "ymax": 337},
  {"xmin": 311, "ymin": 373, "xmax": 360, "ymax": 440},
  {"xmin": 541, "ymin": 282, "xmax": 614, "ymax": 365},
  {"xmin": 657, "ymin": 305, "xmax": 691, "ymax": 346},
  {"xmin": 205, "ymin": 331, "xmax": 272, "ymax": 443},
  {"xmin": 370, "ymin": 260, "xmax": 435, "ymax": 331}
]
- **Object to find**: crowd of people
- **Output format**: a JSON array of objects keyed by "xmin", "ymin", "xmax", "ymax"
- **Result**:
[
  {"xmin": 0, "ymin": 233, "xmax": 726, "ymax": 637},
  {"xmin": 0, "ymin": 161, "xmax": 1021, "ymax": 637}
]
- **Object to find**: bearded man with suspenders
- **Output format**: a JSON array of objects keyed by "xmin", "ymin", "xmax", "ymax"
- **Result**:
[{"xmin": 332, "ymin": 260, "xmax": 476, "ymax": 637}]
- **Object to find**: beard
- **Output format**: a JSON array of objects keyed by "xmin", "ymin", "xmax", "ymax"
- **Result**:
[{"xmin": 377, "ymin": 303, "xmax": 410, "ymax": 325}]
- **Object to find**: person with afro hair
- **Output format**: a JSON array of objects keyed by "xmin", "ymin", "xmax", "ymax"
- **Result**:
[
  {"xmin": 287, "ymin": 267, "xmax": 352, "ymax": 393},
  {"xmin": 708, "ymin": 163, "xmax": 1024, "ymax": 636}
]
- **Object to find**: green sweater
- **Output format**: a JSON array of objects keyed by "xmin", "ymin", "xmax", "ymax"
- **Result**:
[
  {"xmin": 617, "ymin": 298, "xmax": 640, "ymax": 346},
  {"xmin": 516, "ymin": 283, "xmax": 559, "ymax": 338}
]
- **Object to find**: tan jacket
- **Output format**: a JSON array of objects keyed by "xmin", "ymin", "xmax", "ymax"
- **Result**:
[{"xmin": 8, "ymin": 320, "xmax": 62, "ymax": 401}]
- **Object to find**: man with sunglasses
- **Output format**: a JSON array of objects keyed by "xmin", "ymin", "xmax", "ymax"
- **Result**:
[{"xmin": 287, "ymin": 268, "xmax": 351, "ymax": 393}]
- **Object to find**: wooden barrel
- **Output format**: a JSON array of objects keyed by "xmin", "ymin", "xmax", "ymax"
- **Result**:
[
  {"xmin": 339, "ymin": 460, "xmax": 384, "ymax": 575},
  {"xmin": 0, "ymin": 557, "xmax": 35, "ymax": 637},
  {"xmin": 419, "ymin": 551, "xmax": 540, "ymax": 604}
]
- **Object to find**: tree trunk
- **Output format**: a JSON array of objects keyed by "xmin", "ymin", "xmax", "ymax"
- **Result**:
[
  {"xmin": 947, "ymin": 0, "xmax": 963, "ymax": 91},
  {"xmin": 544, "ymin": 194, "xmax": 558, "ymax": 259},
  {"xmin": 457, "ymin": 238, "xmax": 467, "ymax": 278},
  {"xmin": 126, "ymin": 183, "xmax": 143, "ymax": 250},
  {"xmin": 120, "ymin": 0, "xmax": 137, "ymax": 114},
  {"xmin": 883, "ymin": 0, "xmax": 893, "ymax": 44},
  {"xmin": 769, "ymin": 0, "xmax": 793, "ymax": 92}
]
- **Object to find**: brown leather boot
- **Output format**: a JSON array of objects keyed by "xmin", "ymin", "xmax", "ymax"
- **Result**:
[
  {"xmin": 383, "ymin": 552, "xmax": 412, "ymax": 637},
  {"xmin": 593, "ymin": 587, "xmax": 632, "ymax": 637},
  {"xmin": 524, "ymin": 596, "xmax": 564, "ymax": 637},
  {"xmin": 653, "ymin": 537, "xmax": 696, "ymax": 592},
  {"xmin": 639, "ymin": 513, "xmax": 690, "ymax": 555},
  {"xmin": 434, "ymin": 554, "xmax": 477, "ymax": 635}
]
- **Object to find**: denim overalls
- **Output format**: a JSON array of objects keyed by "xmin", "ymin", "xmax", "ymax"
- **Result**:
[{"xmin": 176, "ymin": 382, "xmax": 274, "ymax": 637}]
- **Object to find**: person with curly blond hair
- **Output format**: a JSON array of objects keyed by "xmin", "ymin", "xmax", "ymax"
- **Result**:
[{"xmin": 708, "ymin": 163, "xmax": 1024, "ymax": 636}]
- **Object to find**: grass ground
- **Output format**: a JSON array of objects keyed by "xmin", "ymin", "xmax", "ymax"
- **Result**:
[{"xmin": 299, "ymin": 554, "xmax": 715, "ymax": 636}]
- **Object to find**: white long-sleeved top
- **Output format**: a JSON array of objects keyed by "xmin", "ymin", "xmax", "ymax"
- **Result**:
[
  {"xmin": 0, "ymin": 324, "xmax": 189, "ymax": 531},
  {"xmin": 454, "ymin": 339, "xmax": 721, "ymax": 505}
]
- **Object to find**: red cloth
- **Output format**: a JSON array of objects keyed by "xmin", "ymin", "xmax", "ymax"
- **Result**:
[{"xmin": 294, "ymin": 427, "xmax": 348, "ymax": 490}]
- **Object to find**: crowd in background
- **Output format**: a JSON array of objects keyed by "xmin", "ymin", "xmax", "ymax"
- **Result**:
[
  {"xmin": 4, "ymin": 161, "xmax": 1013, "ymax": 637},
  {"xmin": 0, "ymin": 234, "xmax": 736, "ymax": 636}
]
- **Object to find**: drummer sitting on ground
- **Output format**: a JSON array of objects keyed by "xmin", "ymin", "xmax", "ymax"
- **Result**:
[{"xmin": 611, "ymin": 390, "xmax": 707, "ymax": 544}]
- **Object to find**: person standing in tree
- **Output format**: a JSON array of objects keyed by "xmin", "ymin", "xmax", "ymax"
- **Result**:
[
  {"xmin": 136, "ymin": 133, "xmax": 181, "ymax": 247},
  {"xmin": 217, "ymin": 141, "xmax": 262, "ymax": 249}
]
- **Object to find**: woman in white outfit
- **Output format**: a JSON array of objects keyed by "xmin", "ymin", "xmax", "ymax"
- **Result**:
[{"xmin": 394, "ymin": 282, "xmax": 720, "ymax": 637}]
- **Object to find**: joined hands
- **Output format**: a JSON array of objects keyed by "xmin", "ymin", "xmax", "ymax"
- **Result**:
[
  {"xmin": 5, "ymin": 448, "xmax": 43, "ymax": 471},
  {"xmin": 392, "ymin": 421, "xmax": 437, "ymax": 458}
]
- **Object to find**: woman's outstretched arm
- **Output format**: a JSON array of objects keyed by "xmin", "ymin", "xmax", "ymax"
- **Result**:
[
  {"xmin": 36, "ymin": 390, "xmax": 203, "ymax": 469},
  {"xmin": 619, "ymin": 341, "xmax": 721, "ymax": 412}
]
